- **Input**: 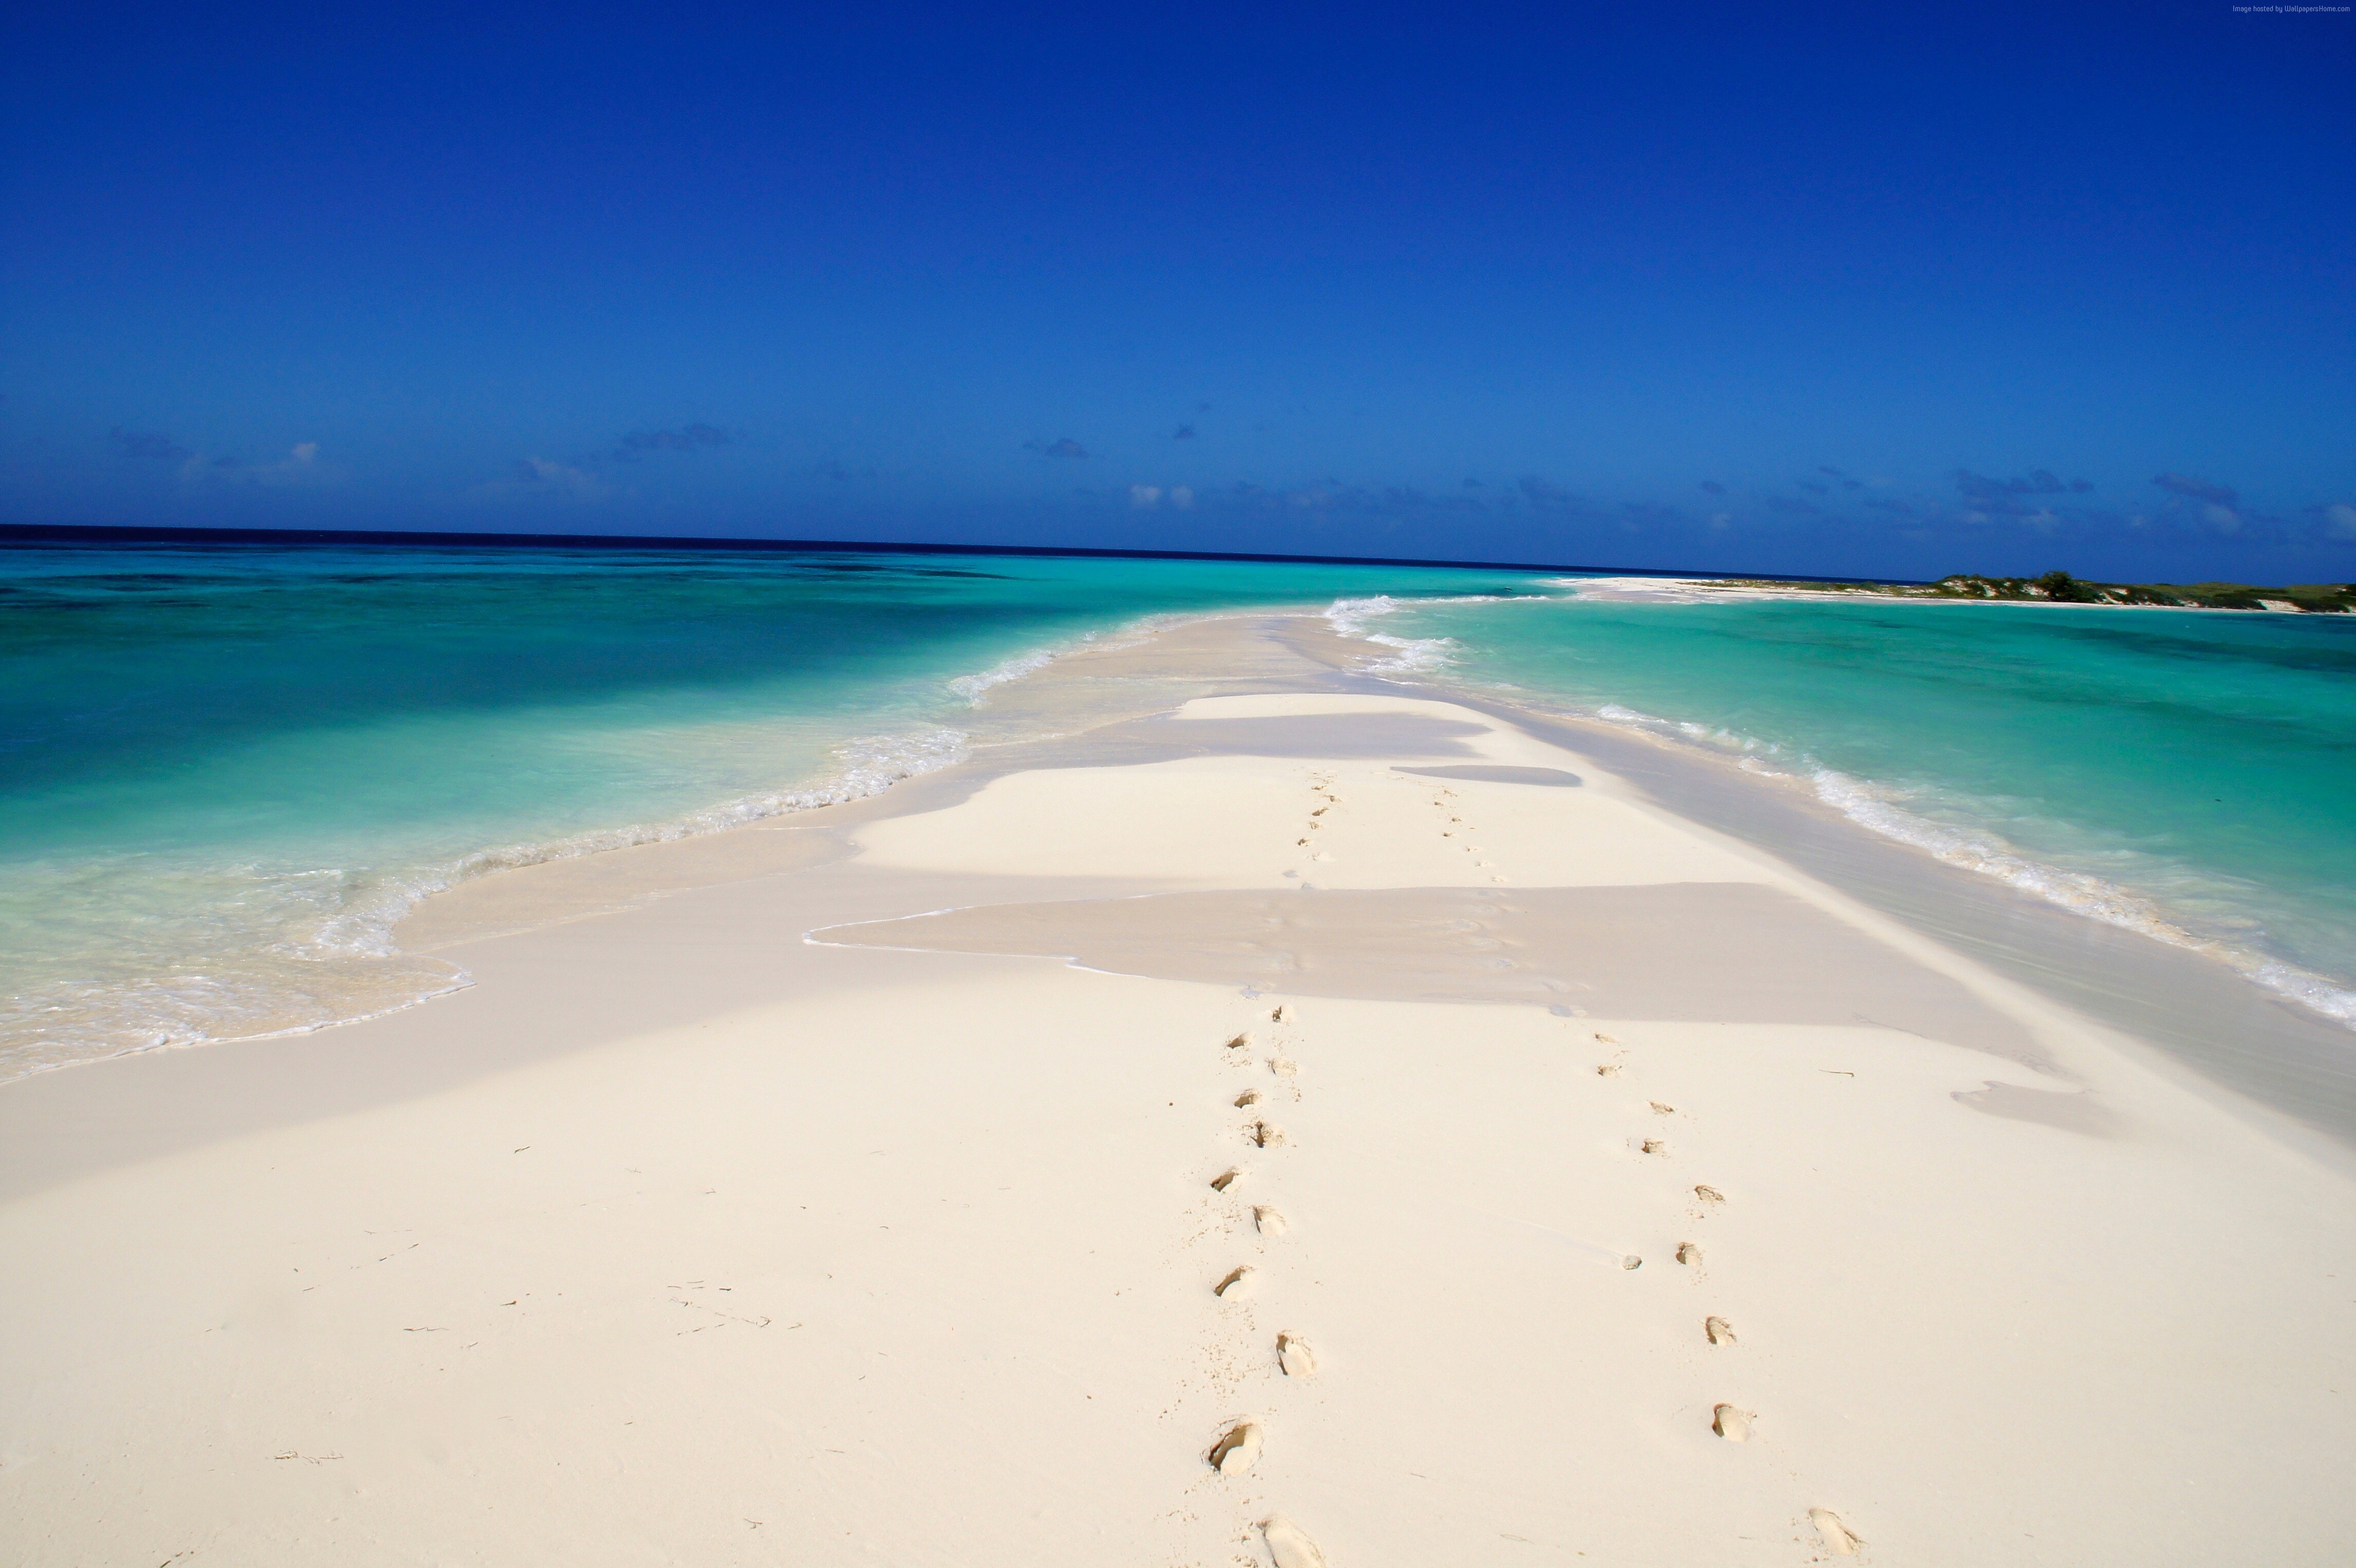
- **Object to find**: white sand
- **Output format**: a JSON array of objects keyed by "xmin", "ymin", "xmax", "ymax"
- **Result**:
[{"xmin": 5, "ymin": 681, "xmax": 2354, "ymax": 1565}]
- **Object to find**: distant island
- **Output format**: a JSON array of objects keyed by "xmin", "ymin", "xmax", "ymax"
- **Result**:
[{"xmin": 1718, "ymin": 571, "xmax": 2353, "ymax": 613}]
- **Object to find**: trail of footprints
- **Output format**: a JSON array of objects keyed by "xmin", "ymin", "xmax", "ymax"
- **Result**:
[
  {"xmin": 1205, "ymin": 770, "xmax": 1858, "ymax": 1561},
  {"xmin": 1422, "ymin": 782, "xmax": 1508, "ymax": 882},
  {"xmin": 1294, "ymin": 774, "xmax": 1504, "ymax": 884},
  {"xmin": 1594, "ymin": 1025, "xmax": 1864, "ymax": 1558},
  {"xmin": 1199, "ymin": 993, "xmax": 1326, "ymax": 1567},
  {"xmin": 1193, "ymin": 778, "xmax": 1331, "ymax": 1568},
  {"xmin": 1293, "ymin": 771, "xmax": 1341, "ymax": 861}
]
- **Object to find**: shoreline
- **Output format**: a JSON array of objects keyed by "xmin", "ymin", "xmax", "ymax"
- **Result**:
[
  {"xmin": 0, "ymin": 603, "xmax": 1309, "ymax": 1086},
  {"xmin": 10, "ymin": 602, "xmax": 2352, "ymax": 1160},
  {"xmin": 1335, "ymin": 590, "xmax": 2356, "ymax": 1048},
  {"xmin": 1564, "ymin": 573, "xmax": 2346, "ymax": 612},
  {"xmin": 5, "ymin": 616, "xmax": 2351, "ymax": 1563}
]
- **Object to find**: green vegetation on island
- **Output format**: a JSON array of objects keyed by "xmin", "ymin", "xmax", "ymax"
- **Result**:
[{"xmin": 1724, "ymin": 572, "xmax": 2356, "ymax": 613}]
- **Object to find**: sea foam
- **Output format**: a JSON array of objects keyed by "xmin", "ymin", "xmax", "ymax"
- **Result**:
[
  {"xmin": 1320, "ymin": 593, "xmax": 2356, "ymax": 1035},
  {"xmin": 1587, "ymin": 699, "xmax": 2356, "ymax": 1031}
]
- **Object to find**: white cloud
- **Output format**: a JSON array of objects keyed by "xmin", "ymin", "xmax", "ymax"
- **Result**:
[
  {"xmin": 251, "ymin": 442, "xmax": 323, "ymax": 485},
  {"xmin": 2204, "ymin": 502, "xmax": 2241, "ymax": 532},
  {"xmin": 1129, "ymin": 484, "xmax": 1163, "ymax": 508},
  {"xmin": 182, "ymin": 440, "xmax": 338, "ymax": 488},
  {"xmin": 475, "ymin": 456, "xmax": 607, "ymax": 501},
  {"xmin": 2325, "ymin": 503, "xmax": 2356, "ymax": 539},
  {"xmin": 1169, "ymin": 485, "xmax": 1193, "ymax": 509}
]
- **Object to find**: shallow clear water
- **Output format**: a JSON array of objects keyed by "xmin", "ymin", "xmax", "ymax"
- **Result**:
[
  {"xmin": 1360, "ymin": 589, "xmax": 2356, "ymax": 1028},
  {"xmin": 0, "ymin": 541, "xmax": 1535, "ymax": 1075},
  {"xmin": 8, "ymin": 542, "xmax": 2353, "ymax": 1081}
]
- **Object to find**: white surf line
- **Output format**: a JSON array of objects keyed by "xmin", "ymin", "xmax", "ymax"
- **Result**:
[
  {"xmin": 1566, "ymin": 697, "xmax": 2356, "ymax": 1033},
  {"xmin": 1320, "ymin": 591, "xmax": 1569, "ymax": 678},
  {"xmin": 1, "ymin": 960, "xmax": 481, "ymax": 1084},
  {"xmin": 1316, "ymin": 622, "xmax": 2356, "ymax": 1039},
  {"xmin": 10, "ymin": 725, "xmax": 977, "ymax": 1085},
  {"xmin": 954, "ymin": 597, "xmax": 1368, "ymax": 707}
]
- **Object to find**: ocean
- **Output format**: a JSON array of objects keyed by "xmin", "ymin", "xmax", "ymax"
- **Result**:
[
  {"xmin": 0, "ymin": 539, "xmax": 1534, "ymax": 1076},
  {"xmin": 1347, "ymin": 583, "xmax": 2356, "ymax": 1032},
  {"xmin": 4, "ymin": 539, "xmax": 2352, "ymax": 1080}
]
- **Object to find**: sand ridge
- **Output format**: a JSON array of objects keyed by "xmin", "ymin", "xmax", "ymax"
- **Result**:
[{"xmin": 3, "ymin": 674, "xmax": 2354, "ymax": 1564}]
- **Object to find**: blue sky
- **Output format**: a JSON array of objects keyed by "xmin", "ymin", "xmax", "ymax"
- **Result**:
[{"xmin": 3, "ymin": 2, "xmax": 2350, "ymax": 580}]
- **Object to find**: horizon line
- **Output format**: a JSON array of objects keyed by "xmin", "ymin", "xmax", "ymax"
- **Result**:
[{"xmin": 0, "ymin": 522, "xmax": 1918, "ymax": 586}]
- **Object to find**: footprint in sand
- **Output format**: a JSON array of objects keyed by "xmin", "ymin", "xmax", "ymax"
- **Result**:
[
  {"xmin": 1595, "ymin": 1064, "xmax": 1621, "ymax": 1078},
  {"xmin": 1693, "ymin": 1184, "xmax": 1725, "ymax": 1205},
  {"xmin": 1277, "ymin": 1332, "xmax": 1317, "ymax": 1377},
  {"xmin": 1270, "ymin": 1058, "xmax": 1299, "ymax": 1077},
  {"xmin": 1810, "ymin": 1507, "xmax": 1863, "ymax": 1556},
  {"xmin": 1253, "ymin": 1205, "xmax": 1288, "ymax": 1237},
  {"xmin": 1676, "ymin": 1242, "xmax": 1702, "ymax": 1266},
  {"xmin": 1270, "ymin": 1004, "xmax": 1289, "ymax": 1023},
  {"xmin": 1704, "ymin": 1316, "xmax": 1736, "ymax": 1345},
  {"xmin": 1640, "ymin": 1139, "xmax": 1665, "ymax": 1155},
  {"xmin": 1650, "ymin": 1101, "xmax": 1676, "ymax": 1115},
  {"xmin": 1210, "ymin": 1168, "xmax": 1242, "ymax": 1192},
  {"xmin": 1225, "ymin": 1032, "xmax": 1254, "ymax": 1052},
  {"xmin": 1711, "ymin": 1404, "xmax": 1754, "ymax": 1442},
  {"xmin": 1260, "ymin": 1515, "xmax": 1328, "ymax": 1567},
  {"xmin": 1247, "ymin": 1121, "xmax": 1285, "ymax": 1148},
  {"xmin": 1207, "ymin": 1421, "xmax": 1263, "ymax": 1474},
  {"xmin": 1213, "ymin": 1266, "xmax": 1254, "ymax": 1298},
  {"xmin": 1235, "ymin": 1090, "xmax": 1262, "ymax": 1108}
]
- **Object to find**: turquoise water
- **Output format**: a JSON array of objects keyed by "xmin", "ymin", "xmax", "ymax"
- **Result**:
[
  {"xmin": 0, "ymin": 541, "xmax": 1537, "ymax": 1075},
  {"xmin": 1351, "ymin": 586, "xmax": 2356, "ymax": 1027},
  {"xmin": 7, "ymin": 543, "xmax": 2353, "ymax": 1080}
]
